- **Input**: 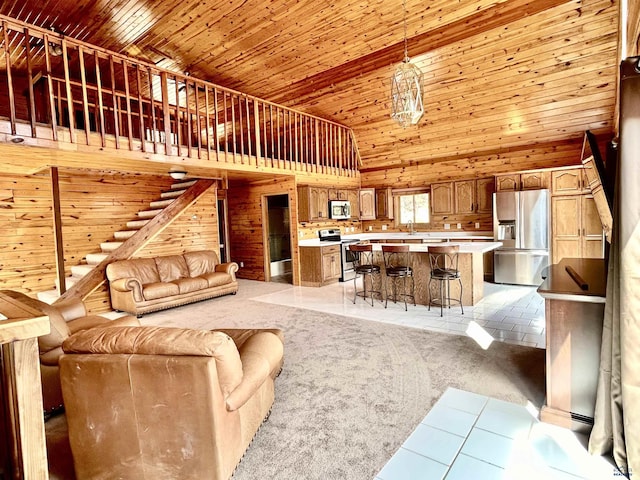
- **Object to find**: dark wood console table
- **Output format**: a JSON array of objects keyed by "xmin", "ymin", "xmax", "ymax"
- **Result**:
[{"xmin": 537, "ymin": 258, "xmax": 607, "ymax": 432}]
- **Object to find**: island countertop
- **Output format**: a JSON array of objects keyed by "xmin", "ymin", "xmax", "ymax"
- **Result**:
[{"xmin": 299, "ymin": 238, "xmax": 502, "ymax": 254}]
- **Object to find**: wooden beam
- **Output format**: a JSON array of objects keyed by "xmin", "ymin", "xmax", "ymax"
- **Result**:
[
  {"xmin": 267, "ymin": 0, "xmax": 571, "ymax": 104},
  {"xmin": 54, "ymin": 179, "xmax": 216, "ymax": 304},
  {"xmin": 50, "ymin": 167, "xmax": 66, "ymax": 295}
]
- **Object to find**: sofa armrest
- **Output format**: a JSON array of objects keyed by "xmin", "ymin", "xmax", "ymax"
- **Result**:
[
  {"xmin": 110, "ymin": 277, "xmax": 144, "ymax": 302},
  {"xmin": 215, "ymin": 262, "xmax": 239, "ymax": 279},
  {"xmin": 68, "ymin": 314, "xmax": 140, "ymax": 334},
  {"xmin": 52, "ymin": 297, "xmax": 88, "ymax": 321},
  {"xmin": 225, "ymin": 331, "xmax": 284, "ymax": 412}
]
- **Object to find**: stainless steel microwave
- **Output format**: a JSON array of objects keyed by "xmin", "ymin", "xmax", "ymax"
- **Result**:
[{"xmin": 329, "ymin": 200, "xmax": 351, "ymax": 220}]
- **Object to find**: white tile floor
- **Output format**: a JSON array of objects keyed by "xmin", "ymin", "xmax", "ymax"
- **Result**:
[
  {"xmin": 375, "ymin": 388, "xmax": 617, "ymax": 480},
  {"xmin": 254, "ymin": 279, "xmax": 547, "ymax": 348}
]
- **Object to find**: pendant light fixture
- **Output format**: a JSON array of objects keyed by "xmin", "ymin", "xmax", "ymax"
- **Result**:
[{"xmin": 390, "ymin": 0, "xmax": 424, "ymax": 128}]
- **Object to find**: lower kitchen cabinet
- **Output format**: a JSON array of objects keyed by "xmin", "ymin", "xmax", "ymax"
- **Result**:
[{"xmin": 300, "ymin": 245, "xmax": 341, "ymax": 286}]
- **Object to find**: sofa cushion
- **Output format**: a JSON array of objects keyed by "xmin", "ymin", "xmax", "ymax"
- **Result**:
[
  {"xmin": 173, "ymin": 277, "xmax": 209, "ymax": 294},
  {"xmin": 155, "ymin": 255, "xmax": 189, "ymax": 282},
  {"xmin": 142, "ymin": 282, "xmax": 180, "ymax": 300},
  {"xmin": 184, "ymin": 250, "xmax": 220, "ymax": 278},
  {"xmin": 200, "ymin": 272, "xmax": 232, "ymax": 288},
  {"xmin": 107, "ymin": 258, "xmax": 160, "ymax": 285}
]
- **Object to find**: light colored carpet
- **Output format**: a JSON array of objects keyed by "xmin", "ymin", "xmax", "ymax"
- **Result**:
[{"xmin": 47, "ymin": 279, "xmax": 545, "ymax": 479}]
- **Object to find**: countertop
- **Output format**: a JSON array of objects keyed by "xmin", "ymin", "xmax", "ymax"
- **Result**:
[
  {"xmin": 537, "ymin": 258, "xmax": 607, "ymax": 303},
  {"xmin": 299, "ymin": 231, "xmax": 495, "ymax": 247},
  {"xmin": 300, "ymin": 239, "xmax": 502, "ymax": 254}
]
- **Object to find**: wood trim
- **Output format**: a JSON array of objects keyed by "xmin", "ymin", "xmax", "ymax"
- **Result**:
[
  {"xmin": 55, "ymin": 178, "xmax": 216, "ymax": 304},
  {"xmin": 50, "ymin": 166, "xmax": 66, "ymax": 295}
]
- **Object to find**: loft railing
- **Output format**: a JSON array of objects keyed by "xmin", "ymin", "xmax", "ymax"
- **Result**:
[{"xmin": 0, "ymin": 15, "xmax": 361, "ymax": 176}]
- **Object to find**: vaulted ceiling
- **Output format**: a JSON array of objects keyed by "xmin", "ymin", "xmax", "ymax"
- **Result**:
[{"xmin": 0, "ymin": 0, "xmax": 619, "ymax": 174}]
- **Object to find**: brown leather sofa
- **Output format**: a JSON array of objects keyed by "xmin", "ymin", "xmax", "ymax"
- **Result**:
[
  {"xmin": 0, "ymin": 290, "xmax": 139, "ymax": 415},
  {"xmin": 60, "ymin": 325, "xmax": 284, "ymax": 480},
  {"xmin": 106, "ymin": 250, "xmax": 239, "ymax": 316}
]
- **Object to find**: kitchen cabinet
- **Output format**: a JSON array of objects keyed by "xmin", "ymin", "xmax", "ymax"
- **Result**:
[
  {"xmin": 454, "ymin": 180, "xmax": 475, "ymax": 214},
  {"xmin": 431, "ymin": 182, "xmax": 454, "ymax": 215},
  {"xmin": 298, "ymin": 186, "xmax": 329, "ymax": 222},
  {"xmin": 551, "ymin": 168, "xmax": 589, "ymax": 195},
  {"xmin": 476, "ymin": 177, "xmax": 495, "ymax": 213},
  {"xmin": 496, "ymin": 171, "xmax": 549, "ymax": 192},
  {"xmin": 359, "ymin": 188, "xmax": 376, "ymax": 220},
  {"xmin": 328, "ymin": 188, "xmax": 349, "ymax": 201},
  {"xmin": 300, "ymin": 245, "xmax": 341, "ymax": 286},
  {"xmin": 346, "ymin": 189, "xmax": 359, "ymax": 219},
  {"xmin": 552, "ymin": 194, "xmax": 604, "ymax": 263},
  {"xmin": 376, "ymin": 188, "xmax": 394, "ymax": 219}
]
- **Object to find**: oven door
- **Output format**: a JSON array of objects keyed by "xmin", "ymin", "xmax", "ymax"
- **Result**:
[{"xmin": 340, "ymin": 241, "xmax": 359, "ymax": 282}]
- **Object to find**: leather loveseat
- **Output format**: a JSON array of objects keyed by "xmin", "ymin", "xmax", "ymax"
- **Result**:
[
  {"xmin": 0, "ymin": 290, "xmax": 140, "ymax": 415},
  {"xmin": 106, "ymin": 250, "xmax": 239, "ymax": 316},
  {"xmin": 60, "ymin": 325, "xmax": 284, "ymax": 480}
]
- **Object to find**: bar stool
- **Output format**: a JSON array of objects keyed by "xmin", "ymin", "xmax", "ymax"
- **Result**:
[
  {"xmin": 427, "ymin": 245, "xmax": 464, "ymax": 316},
  {"xmin": 349, "ymin": 243, "xmax": 382, "ymax": 306},
  {"xmin": 382, "ymin": 244, "xmax": 415, "ymax": 311}
]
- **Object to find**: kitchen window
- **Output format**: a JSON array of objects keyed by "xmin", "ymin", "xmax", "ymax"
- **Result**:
[{"xmin": 396, "ymin": 191, "xmax": 430, "ymax": 226}]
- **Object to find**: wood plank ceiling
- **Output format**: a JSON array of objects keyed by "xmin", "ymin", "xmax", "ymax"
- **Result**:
[{"xmin": 0, "ymin": 0, "xmax": 619, "ymax": 176}]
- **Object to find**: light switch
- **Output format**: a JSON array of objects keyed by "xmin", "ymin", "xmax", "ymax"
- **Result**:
[
  {"xmin": 444, "ymin": 224, "xmax": 450, "ymax": 230},
  {"xmin": 456, "ymin": 223, "xmax": 461, "ymax": 229},
  {"xmin": 475, "ymin": 223, "xmax": 480, "ymax": 229}
]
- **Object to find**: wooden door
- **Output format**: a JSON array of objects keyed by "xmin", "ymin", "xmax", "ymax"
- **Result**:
[
  {"xmin": 431, "ymin": 182, "xmax": 453, "ymax": 214},
  {"xmin": 454, "ymin": 180, "xmax": 475, "ymax": 214},
  {"xmin": 495, "ymin": 174, "xmax": 520, "ymax": 192},
  {"xmin": 552, "ymin": 196, "xmax": 581, "ymax": 263},
  {"xmin": 581, "ymin": 196, "xmax": 604, "ymax": 258},
  {"xmin": 476, "ymin": 177, "xmax": 495, "ymax": 213},
  {"xmin": 359, "ymin": 188, "xmax": 376, "ymax": 220}
]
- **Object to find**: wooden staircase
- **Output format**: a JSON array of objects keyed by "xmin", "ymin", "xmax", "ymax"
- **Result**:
[{"xmin": 38, "ymin": 179, "xmax": 213, "ymax": 305}]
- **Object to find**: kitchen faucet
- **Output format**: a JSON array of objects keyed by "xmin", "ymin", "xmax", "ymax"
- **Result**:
[{"xmin": 407, "ymin": 220, "xmax": 414, "ymax": 235}]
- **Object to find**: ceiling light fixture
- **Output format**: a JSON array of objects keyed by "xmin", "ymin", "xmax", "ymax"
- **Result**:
[
  {"xmin": 390, "ymin": 0, "xmax": 424, "ymax": 128},
  {"xmin": 169, "ymin": 170, "xmax": 187, "ymax": 180}
]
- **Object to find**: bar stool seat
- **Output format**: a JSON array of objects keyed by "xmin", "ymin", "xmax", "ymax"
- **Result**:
[
  {"xmin": 427, "ymin": 245, "xmax": 464, "ymax": 316},
  {"xmin": 382, "ymin": 244, "xmax": 415, "ymax": 311},
  {"xmin": 349, "ymin": 243, "xmax": 382, "ymax": 306}
]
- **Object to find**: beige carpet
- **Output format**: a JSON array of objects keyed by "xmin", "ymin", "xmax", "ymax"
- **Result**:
[{"xmin": 47, "ymin": 279, "xmax": 545, "ymax": 479}]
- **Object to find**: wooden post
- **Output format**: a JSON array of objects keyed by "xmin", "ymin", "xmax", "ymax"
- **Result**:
[
  {"xmin": 61, "ymin": 39, "xmax": 75, "ymax": 143},
  {"xmin": 3, "ymin": 21, "xmax": 17, "ymax": 135},
  {"xmin": 78, "ymin": 46, "xmax": 91, "ymax": 145},
  {"xmin": 122, "ymin": 60, "xmax": 133, "ymax": 150},
  {"xmin": 94, "ymin": 52, "xmax": 106, "ymax": 147},
  {"xmin": 50, "ymin": 167, "xmax": 66, "ymax": 295},
  {"xmin": 135, "ymin": 64, "xmax": 146, "ymax": 153},
  {"xmin": 109, "ymin": 56, "xmax": 120, "ymax": 149},
  {"xmin": 43, "ymin": 34, "xmax": 58, "ymax": 141},
  {"xmin": 160, "ymin": 72, "xmax": 170, "ymax": 154},
  {"xmin": 23, "ymin": 28, "xmax": 37, "ymax": 137},
  {"xmin": 147, "ymin": 67, "xmax": 158, "ymax": 154}
]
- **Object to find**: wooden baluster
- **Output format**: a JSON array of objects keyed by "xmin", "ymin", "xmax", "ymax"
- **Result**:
[
  {"xmin": 23, "ymin": 28, "xmax": 36, "ymax": 137},
  {"xmin": 294, "ymin": 112, "xmax": 299, "ymax": 169},
  {"xmin": 222, "ymin": 90, "xmax": 228, "ymax": 157},
  {"xmin": 2, "ymin": 22, "xmax": 16, "ymax": 135},
  {"xmin": 160, "ymin": 72, "xmax": 171, "ymax": 155},
  {"xmin": 43, "ymin": 33, "xmax": 58, "ymax": 141},
  {"xmin": 245, "ymin": 96, "xmax": 251, "ymax": 161},
  {"xmin": 122, "ymin": 60, "xmax": 133, "ymax": 150},
  {"xmin": 269, "ymin": 104, "xmax": 275, "ymax": 167},
  {"xmin": 194, "ymin": 83, "xmax": 202, "ymax": 159},
  {"xmin": 78, "ymin": 46, "xmax": 91, "ymax": 145},
  {"xmin": 109, "ymin": 55, "xmax": 120, "ymax": 149},
  {"xmin": 231, "ymin": 94, "xmax": 237, "ymax": 162},
  {"xmin": 174, "ymin": 76, "xmax": 182, "ymax": 156},
  {"xmin": 237, "ymin": 96, "xmax": 244, "ymax": 162},
  {"xmin": 147, "ymin": 67, "xmax": 157, "ymax": 153},
  {"xmin": 185, "ymin": 80, "xmax": 192, "ymax": 158},
  {"xmin": 135, "ymin": 64, "xmax": 145, "ymax": 152},
  {"xmin": 204, "ymin": 85, "xmax": 211, "ymax": 160},
  {"xmin": 94, "ymin": 52, "xmax": 106, "ymax": 147},
  {"xmin": 61, "ymin": 39, "xmax": 76, "ymax": 143},
  {"xmin": 213, "ymin": 87, "xmax": 220, "ymax": 161},
  {"xmin": 315, "ymin": 118, "xmax": 320, "ymax": 174},
  {"xmin": 276, "ymin": 107, "xmax": 281, "ymax": 168}
]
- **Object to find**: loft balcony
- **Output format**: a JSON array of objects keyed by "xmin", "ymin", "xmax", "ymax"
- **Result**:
[{"xmin": 0, "ymin": 16, "xmax": 361, "ymax": 178}]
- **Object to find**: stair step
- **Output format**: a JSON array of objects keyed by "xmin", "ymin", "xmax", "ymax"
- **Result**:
[
  {"xmin": 71, "ymin": 264, "xmax": 94, "ymax": 277},
  {"xmin": 171, "ymin": 180, "xmax": 196, "ymax": 189},
  {"xmin": 150, "ymin": 198, "xmax": 175, "ymax": 208},
  {"xmin": 137, "ymin": 209, "xmax": 162, "ymax": 219},
  {"xmin": 37, "ymin": 289, "xmax": 59, "ymax": 305},
  {"xmin": 100, "ymin": 241, "xmax": 123, "ymax": 252},
  {"xmin": 86, "ymin": 253, "xmax": 109, "ymax": 265},
  {"xmin": 66, "ymin": 276, "xmax": 82, "ymax": 288},
  {"xmin": 114, "ymin": 230, "xmax": 137, "ymax": 240},
  {"xmin": 160, "ymin": 189, "xmax": 186, "ymax": 199},
  {"xmin": 126, "ymin": 219, "xmax": 150, "ymax": 229}
]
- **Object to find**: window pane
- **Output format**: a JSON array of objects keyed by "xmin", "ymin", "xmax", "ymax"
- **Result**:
[
  {"xmin": 415, "ymin": 193, "xmax": 430, "ymax": 223},
  {"xmin": 400, "ymin": 196, "xmax": 414, "ymax": 224},
  {"xmin": 398, "ymin": 192, "xmax": 430, "ymax": 224}
]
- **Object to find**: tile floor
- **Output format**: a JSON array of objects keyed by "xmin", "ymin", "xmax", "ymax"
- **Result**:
[
  {"xmin": 375, "ymin": 388, "xmax": 617, "ymax": 480},
  {"xmin": 254, "ymin": 279, "xmax": 547, "ymax": 348}
]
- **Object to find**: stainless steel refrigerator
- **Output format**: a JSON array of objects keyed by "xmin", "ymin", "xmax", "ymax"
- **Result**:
[{"xmin": 493, "ymin": 189, "xmax": 550, "ymax": 285}]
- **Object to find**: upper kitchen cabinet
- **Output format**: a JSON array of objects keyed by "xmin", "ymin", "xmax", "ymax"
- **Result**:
[
  {"xmin": 496, "ymin": 171, "xmax": 550, "ymax": 191},
  {"xmin": 431, "ymin": 182, "xmax": 454, "ymax": 215},
  {"xmin": 454, "ymin": 180, "xmax": 475, "ymax": 214},
  {"xmin": 551, "ymin": 167, "xmax": 589, "ymax": 195},
  {"xmin": 359, "ymin": 188, "xmax": 376, "ymax": 220},
  {"xmin": 346, "ymin": 190, "xmax": 360, "ymax": 219},
  {"xmin": 328, "ymin": 189, "xmax": 349, "ymax": 201},
  {"xmin": 476, "ymin": 177, "xmax": 495, "ymax": 213},
  {"xmin": 376, "ymin": 188, "xmax": 394, "ymax": 219},
  {"xmin": 298, "ymin": 186, "xmax": 329, "ymax": 222}
]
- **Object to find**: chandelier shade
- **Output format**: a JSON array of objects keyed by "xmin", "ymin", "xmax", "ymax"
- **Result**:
[{"xmin": 391, "ymin": 59, "xmax": 424, "ymax": 128}]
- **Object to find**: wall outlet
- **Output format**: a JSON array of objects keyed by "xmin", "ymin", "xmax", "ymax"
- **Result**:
[
  {"xmin": 240, "ymin": 261, "xmax": 244, "ymax": 268},
  {"xmin": 368, "ymin": 226, "xmax": 373, "ymax": 231},
  {"xmin": 456, "ymin": 223, "xmax": 461, "ymax": 229},
  {"xmin": 299, "ymin": 230, "xmax": 304, "ymax": 237},
  {"xmin": 475, "ymin": 222, "xmax": 480, "ymax": 229},
  {"xmin": 382, "ymin": 224, "xmax": 387, "ymax": 231},
  {"xmin": 444, "ymin": 223, "xmax": 450, "ymax": 230}
]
